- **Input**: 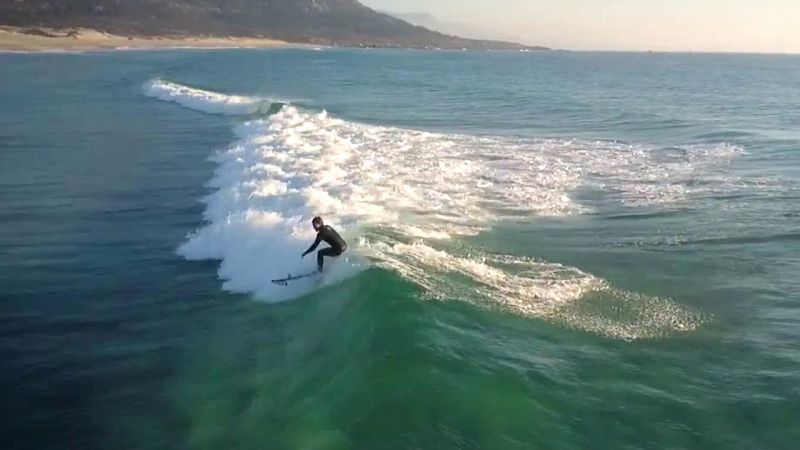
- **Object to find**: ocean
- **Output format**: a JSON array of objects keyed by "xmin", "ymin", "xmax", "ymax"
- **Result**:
[{"xmin": 1, "ymin": 49, "xmax": 799, "ymax": 450}]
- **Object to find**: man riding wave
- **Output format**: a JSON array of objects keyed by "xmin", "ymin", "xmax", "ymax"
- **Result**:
[{"xmin": 301, "ymin": 216, "xmax": 347, "ymax": 272}]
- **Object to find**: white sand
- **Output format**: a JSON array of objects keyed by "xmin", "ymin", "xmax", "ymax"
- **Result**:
[{"xmin": 0, "ymin": 27, "xmax": 309, "ymax": 52}]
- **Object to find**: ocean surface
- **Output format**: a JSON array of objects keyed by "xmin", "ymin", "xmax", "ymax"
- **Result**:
[{"xmin": 1, "ymin": 49, "xmax": 799, "ymax": 450}]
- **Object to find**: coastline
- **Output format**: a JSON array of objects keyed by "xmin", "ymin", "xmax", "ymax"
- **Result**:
[{"xmin": 0, "ymin": 27, "xmax": 309, "ymax": 52}]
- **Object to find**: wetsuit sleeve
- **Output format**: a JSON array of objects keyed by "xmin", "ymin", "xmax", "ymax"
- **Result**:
[{"xmin": 302, "ymin": 234, "xmax": 322, "ymax": 256}]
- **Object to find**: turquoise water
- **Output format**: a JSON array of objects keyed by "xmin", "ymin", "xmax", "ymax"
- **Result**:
[{"xmin": 1, "ymin": 49, "xmax": 799, "ymax": 449}]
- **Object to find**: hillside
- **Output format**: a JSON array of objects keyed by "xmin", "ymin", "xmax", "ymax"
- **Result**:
[
  {"xmin": 0, "ymin": 0, "xmax": 544, "ymax": 49},
  {"xmin": 387, "ymin": 11, "xmax": 546, "ymax": 49}
]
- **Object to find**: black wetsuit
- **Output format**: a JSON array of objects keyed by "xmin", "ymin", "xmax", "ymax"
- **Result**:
[{"xmin": 303, "ymin": 225, "xmax": 347, "ymax": 271}]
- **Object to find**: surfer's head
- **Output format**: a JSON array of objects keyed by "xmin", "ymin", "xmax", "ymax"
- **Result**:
[{"xmin": 312, "ymin": 216, "xmax": 324, "ymax": 231}]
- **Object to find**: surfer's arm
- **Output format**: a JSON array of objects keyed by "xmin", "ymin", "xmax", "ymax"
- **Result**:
[{"xmin": 301, "ymin": 234, "xmax": 322, "ymax": 257}]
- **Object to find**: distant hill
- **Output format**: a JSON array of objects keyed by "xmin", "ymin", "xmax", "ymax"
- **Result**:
[
  {"xmin": 388, "ymin": 12, "xmax": 442, "ymax": 30},
  {"xmin": 0, "ymin": 0, "xmax": 546, "ymax": 50},
  {"xmin": 387, "ymin": 11, "xmax": 546, "ymax": 50}
]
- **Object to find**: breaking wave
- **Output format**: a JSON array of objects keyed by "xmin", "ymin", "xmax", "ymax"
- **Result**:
[
  {"xmin": 143, "ymin": 79, "xmax": 283, "ymax": 115},
  {"xmin": 146, "ymin": 81, "xmax": 744, "ymax": 339}
]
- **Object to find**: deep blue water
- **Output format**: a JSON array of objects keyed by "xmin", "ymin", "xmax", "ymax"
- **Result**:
[{"xmin": 1, "ymin": 49, "xmax": 800, "ymax": 449}]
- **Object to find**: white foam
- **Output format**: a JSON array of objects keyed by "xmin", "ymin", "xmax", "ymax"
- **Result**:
[
  {"xmin": 172, "ymin": 103, "xmax": 739, "ymax": 337},
  {"xmin": 143, "ymin": 79, "xmax": 275, "ymax": 115},
  {"xmin": 360, "ymin": 241, "xmax": 703, "ymax": 340}
]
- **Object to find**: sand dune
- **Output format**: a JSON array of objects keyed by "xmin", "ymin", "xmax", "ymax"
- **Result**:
[{"xmin": 0, "ymin": 27, "xmax": 305, "ymax": 52}]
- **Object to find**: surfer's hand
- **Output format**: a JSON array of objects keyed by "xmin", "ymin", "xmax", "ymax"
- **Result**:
[{"xmin": 301, "ymin": 252, "xmax": 307, "ymax": 258}]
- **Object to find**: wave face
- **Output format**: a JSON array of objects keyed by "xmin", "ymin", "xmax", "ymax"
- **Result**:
[
  {"xmin": 143, "ymin": 79, "xmax": 281, "ymax": 115},
  {"xmin": 148, "ymin": 80, "xmax": 749, "ymax": 339}
]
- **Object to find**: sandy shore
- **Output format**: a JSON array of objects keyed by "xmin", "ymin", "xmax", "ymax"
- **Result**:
[{"xmin": 0, "ymin": 27, "xmax": 308, "ymax": 52}]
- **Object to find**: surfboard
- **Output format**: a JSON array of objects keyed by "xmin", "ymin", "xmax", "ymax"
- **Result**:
[{"xmin": 271, "ymin": 271, "xmax": 319, "ymax": 286}]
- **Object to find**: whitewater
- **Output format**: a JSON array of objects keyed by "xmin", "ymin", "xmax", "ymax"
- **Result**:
[{"xmin": 143, "ymin": 79, "xmax": 754, "ymax": 340}]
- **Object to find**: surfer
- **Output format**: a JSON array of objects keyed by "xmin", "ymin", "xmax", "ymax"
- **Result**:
[{"xmin": 301, "ymin": 216, "xmax": 347, "ymax": 272}]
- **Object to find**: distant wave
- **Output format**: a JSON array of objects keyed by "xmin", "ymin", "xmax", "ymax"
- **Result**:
[
  {"xmin": 612, "ymin": 232, "xmax": 800, "ymax": 249},
  {"xmin": 142, "ymin": 79, "xmax": 284, "ymax": 115}
]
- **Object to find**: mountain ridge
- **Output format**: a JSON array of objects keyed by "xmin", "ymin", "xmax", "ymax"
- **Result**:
[
  {"xmin": 0, "ymin": 0, "xmax": 547, "ymax": 50},
  {"xmin": 386, "ymin": 11, "xmax": 536, "ymax": 47}
]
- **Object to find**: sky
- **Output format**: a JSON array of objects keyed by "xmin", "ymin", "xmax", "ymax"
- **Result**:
[{"xmin": 362, "ymin": 0, "xmax": 800, "ymax": 53}]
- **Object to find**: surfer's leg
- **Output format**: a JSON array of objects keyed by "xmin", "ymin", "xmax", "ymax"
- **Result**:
[
  {"xmin": 317, "ymin": 248, "xmax": 331, "ymax": 271},
  {"xmin": 317, "ymin": 247, "xmax": 341, "ymax": 272}
]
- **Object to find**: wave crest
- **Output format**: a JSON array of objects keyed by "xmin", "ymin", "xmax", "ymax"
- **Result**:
[{"xmin": 143, "ymin": 79, "xmax": 282, "ymax": 115}]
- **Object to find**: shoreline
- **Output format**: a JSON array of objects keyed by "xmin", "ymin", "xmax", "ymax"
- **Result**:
[{"xmin": 0, "ymin": 27, "xmax": 312, "ymax": 52}]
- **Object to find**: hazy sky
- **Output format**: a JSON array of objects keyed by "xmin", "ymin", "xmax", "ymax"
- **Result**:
[{"xmin": 362, "ymin": 0, "xmax": 800, "ymax": 53}]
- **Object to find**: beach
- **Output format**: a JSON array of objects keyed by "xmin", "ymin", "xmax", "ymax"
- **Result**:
[{"xmin": 0, "ymin": 26, "xmax": 302, "ymax": 52}]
